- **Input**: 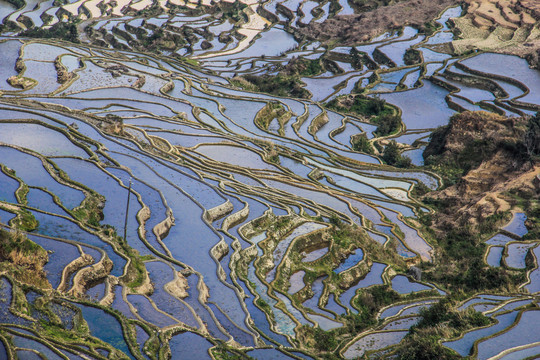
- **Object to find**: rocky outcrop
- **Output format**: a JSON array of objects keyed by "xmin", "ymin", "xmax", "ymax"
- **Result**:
[
  {"xmin": 222, "ymin": 204, "xmax": 249, "ymax": 232},
  {"xmin": 408, "ymin": 266, "xmax": 422, "ymax": 281},
  {"xmin": 154, "ymin": 215, "xmax": 174, "ymax": 241},
  {"xmin": 204, "ymin": 200, "xmax": 234, "ymax": 223},
  {"xmin": 99, "ymin": 276, "xmax": 119, "ymax": 306},
  {"xmin": 210, "ymin": 239, "xmax": 229, "ymax": 261},
  {"xmin": 57, "ymin": 254, "xmax": 94, "ymax": 293},
  {"xmin": 132, "ymin": 75, "xmax": 146, "ymax": 89},
  {"xmin": 68, "ymin": 256, "xmax": 113, "ymax": 297},
  {"xmin": 7, "ymin": 76, "xmax": 35, "ymax": 90},
  {"xmin": 164, "ymin": 271, "xmax": 189, "ymax": 299},
  {"xmin": 198, "ymin": 279, "xmax": 210, "ymax": 303},
  {"xmin": 308, "ymin": 111, "xmax": 329, "ymax": 135},
  {"xmin": 338, "ymin": 260, "xmax": 371, "ymax": 290},
  {"xmin": 54, "ymin": 56, "xmax": 74, "ymax": 84}
]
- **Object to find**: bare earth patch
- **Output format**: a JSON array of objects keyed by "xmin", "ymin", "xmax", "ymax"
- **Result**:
[
  {"xmin": 298, "ymin": 0, "xmax": 457, "ymax": 45},
  {"xmin": 451, "ymin": 0, "xmax": 540, "ymax": 67}
]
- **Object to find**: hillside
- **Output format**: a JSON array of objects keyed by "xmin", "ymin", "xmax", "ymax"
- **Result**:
[
  {"xmin": 299, "ymin": 0, "xmax": 457, "ymax": 44},
  {"xmin": 423, "ymin": 111, "xmax": 540, "ymax": 231},
  {"xmin": 1, "ymin": 0, "xmax": 540, "ymax": 358}
]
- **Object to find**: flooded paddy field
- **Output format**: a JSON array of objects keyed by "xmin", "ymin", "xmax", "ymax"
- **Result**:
[{"xmin": 0, "ymin": 0, "xmax": 539, "ymax": 358}]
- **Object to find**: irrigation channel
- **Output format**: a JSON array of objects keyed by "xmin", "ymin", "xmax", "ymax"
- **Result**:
[{"xmin": 0, "ymin": 1, "xmax": 539, "ymax": 359}]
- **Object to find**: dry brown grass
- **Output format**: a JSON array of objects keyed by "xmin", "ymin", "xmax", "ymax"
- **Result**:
[
  {"xmin": 452, "ymin": 0, "xmax": 540, "ymax": 65},
  {"xmin": 461, "ymin": 0, "xmax": 534, "ymax": 30},
  {"xmin": 299, "ymin": 0, "xmax": 457, "ymax": 45}
]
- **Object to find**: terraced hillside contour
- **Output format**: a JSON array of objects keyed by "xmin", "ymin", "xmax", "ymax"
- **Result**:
[
  {"xmin": 451, "ymin": 0, "xmax": 540, "ymax": 68},
  {"xmin": 0, "ymin": 0, "xmax": 539, "ymax": 359}
]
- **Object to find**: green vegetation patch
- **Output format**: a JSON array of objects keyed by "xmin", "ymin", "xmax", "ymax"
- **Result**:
[
  {"xmin": 5, "ymin": 0, "xmax": 24, "ymax": 9},
  {"xmin": 289, "ymin": 57, "xmax": 324, "ymax": 77},
  {"xmin": 403, "ymin": 48, "xmax": 422, "ymax": 65},
  {"xmin": 506, "ymin": 188, "xmax": 540, "ymax": 240},
  {"xmin": 420, "ymin": 219, "xmax": 526, "ymax": 293},
  {"xmin": 373, "ymin": 113, "xmax": 401, "ymax": 137},
  {"xmin": 212, "ymin": 344, "xmax": 253, "ymax": 360},
  {"xmin": 394, "ymin": 297, "xmax": 492, "ymax": 360},
  {"xmin": 231, "ymin": 74, "xmax": 310, "ymax": 99},
  {"xmin": 351, "ymin": 133, "xmax": 374, "ymax": 154},
  {"xmin": 0, "ymin": 228, "xmax": 42, "ymax": 256},
  {"xmin": 326, "ymin": 95, "xmax": 390, "ymax": 118},
  {"xmin": 326, "ymin": 95, "xmax": 402, "ymax": 137},
  {"xmin": 382, "ymin": 140, "xmax": 411, "ymax": 168},
  {"xmin": 21, "ymin": 22, "xmax": 80, "ymax": 43}
]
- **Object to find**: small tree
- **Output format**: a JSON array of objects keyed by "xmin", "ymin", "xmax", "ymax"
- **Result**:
[
  {"xmin": 382, "ymin": 140, "xmax": 400, "ymax": 165},
  {"xmin": 352, "ymin": 133, "xmax": 373, "ymax": 154},
  {"xmin": 525, "ymin": 112, "xmax": 540, "ymax": 159},
  {"xmin": 382, "ymin": 141, "xmax": 412, "ymax": 167},
  {"xmin": 375, "ymin": 113, "xmax": 401, "ymax": 136},
  {"xmin": 350, "ymin": 47, "xmax": 362, "ymax": 69}
]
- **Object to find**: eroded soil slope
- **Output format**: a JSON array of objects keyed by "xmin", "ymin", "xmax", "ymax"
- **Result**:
[
  {"xmin": 423, "ymin": 111, "xmax": 540, "ymax": 230},
  {"xmin": 299, "ymin": 0, "xmax": 458, "ymax": 44}
]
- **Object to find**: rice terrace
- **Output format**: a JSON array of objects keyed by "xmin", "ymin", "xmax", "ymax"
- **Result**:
[{"xmin": 0, "ymin": 0, "xmax": 539, "ymax": 358}]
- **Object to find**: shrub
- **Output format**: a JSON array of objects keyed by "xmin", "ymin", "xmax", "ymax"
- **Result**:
[
  {"xmin": 397, "ymin": 332, "xmax": 460, "ymax": 360},
  {"xmin": 329, "ymin": 214, "xmax": 342, "ymax": 227},
  {"xmin": 426, "ymin": 227, "xmax": 526, "ymax": 292},
  {"xmin": 418, "ymin": 20, "xmax": 441, "ymax": 35},
  {"xmin": 382, "ymin": 141, "xmax": 411, "ymax": 167},
  {"xmin": 403, "ymin": 48, "xmax": 421, "ymax": 65},
  {"xmin": 411, "ymin": 181, "xmax": 431, "ymax": 197},
  {"xmin": 326, "ymin": 95, "xmax": 391, "ymax": 117},
  {"xmin": 350, "ymin": 47, "xmax": 363, "ymax": 69},
  {"xmin": 21, "ymin": 22, "xmax": 80, "ymax": 43},
  {"xmin": 0, "ymin": 228, "xmax": 41, "ymax": 256},
  {"xmin": 312, "ymin": 327, "xmax": 337, "ymax": 351},
  {"xmin": 349, "ymin": 285, "xmax": 401, "ymax": 331},
  {"xmin": 355, "ymin": 96, "xmax": 387, "ymax": 116},
  {"xmin": 6, "ymin": 0, "xmax": 24, "ymax": 9},
  {"xmin": 374, "ymin": 113, "xmax": 401, "ymax": 136},
  {"xmin": 299, "ymin": 59, "xmax": 323, "ymax": 76},
  {"xmin": 351, "ymin": 133, "xmax": 373, "ymax": 154},
  {"xmin": 525, "ymin": 112, "xmax": 540, "ymax": 158},
  {"xmin": 220, "ymin": 1, "xmax": 248, "ymax": 22},
  {"xmin": 415, "ymin": 297, "xmax": 492, "ymax": 331},
  {"xmin": 235, "ymin": 74, "xmax": 309, "ymax": 98},
  {"xmin": 395, "ymin": 298, "xmax": 491, "ymax": 359}
]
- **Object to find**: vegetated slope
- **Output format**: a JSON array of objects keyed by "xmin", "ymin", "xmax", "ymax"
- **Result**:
[
  {"xmin": 390, "ymin": 111, "xmax": 540, "ymax": 360},
  {"xmin": 402, "ymin": 111, "xmax": 539, "ymax": 298},
  {"xmin": 423, "ymin": 111, "xmax": 539, "ymax": 231},
  {"xmin": 299, "ymin": 0, "xmax": 458, "ymax": 45},
  {"xmin": 0, "ymin": 228, "xmax": 50, "ymax": 288}
]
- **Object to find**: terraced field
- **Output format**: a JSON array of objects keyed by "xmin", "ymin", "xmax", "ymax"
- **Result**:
[{"xmin": 0, "ymin": 0, "xmax": 539, "ymax": 359}]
